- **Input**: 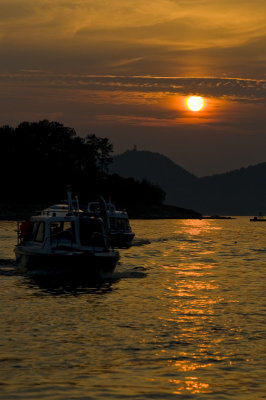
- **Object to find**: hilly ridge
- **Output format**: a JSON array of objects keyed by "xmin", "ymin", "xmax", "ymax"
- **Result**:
[
  {"xmin": 110, "ymin": 150, "xmax": 196, "ymax": 184},
  {"xmin": 109, "ymin": 150, "xmax": 266, "ymax": 215}
]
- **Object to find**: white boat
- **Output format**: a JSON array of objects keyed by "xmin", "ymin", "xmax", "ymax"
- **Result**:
[
  {"xmin": 87, "ymin": 200, "xmax": 135, "ymax": 248},
  {"xmin": 14, "ymin": 189, "xmax": 119, "ymax": 275}
]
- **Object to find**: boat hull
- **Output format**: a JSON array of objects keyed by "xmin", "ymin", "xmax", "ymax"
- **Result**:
[
  {"xmin": 15, "ymin": 246, "xmax": 119, "ymax": 275},
  {"xmin": 110, "ymin": 232, "xmax": 135, "ymax": 248}
]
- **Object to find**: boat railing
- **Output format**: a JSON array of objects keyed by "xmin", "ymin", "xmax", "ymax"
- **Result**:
[
  {"xmin": 43, "ymin": 229, "xmax": 75, "ymax": 249},
  {"xmin": 91, "ymin": 231, "xmax": 113, "ymax": 249}
]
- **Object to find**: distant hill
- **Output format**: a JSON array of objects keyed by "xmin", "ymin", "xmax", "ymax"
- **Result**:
[
  {"xmin": 109, "ymin": 150, "xmax": 266, "ymax": 215},
  {"xmin": 110, "ymin": 150, "xmax": 196, "ymax": 184},
  {"xmin": 109, "ymin": 149, "xmax": 197, "ymax": 207},
  {"xmin": 197, "ymin": 164, "xmax": 266, "ymax": 215}
]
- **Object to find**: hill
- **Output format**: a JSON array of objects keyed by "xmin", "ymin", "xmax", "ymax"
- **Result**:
[
  {"xmin": 109, "ymin": 150, "xmax": 266, "ymax": 215},
  {"xmin": 109, "ymin": 149, "xmax": 197, "ymax": 206},
  {"xmin": 197, "ymin": 164, "xmax": 266, "ymax": 215},
  {"xmin": 110, "ymin": 150, "xmax": 196, "ymax": 184}
]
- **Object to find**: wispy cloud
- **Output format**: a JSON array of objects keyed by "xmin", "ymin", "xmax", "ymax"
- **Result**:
[
  {"xmin": 1, "ymin": 73, "xmax": 265, "ymax": 101},
  {"xmin": 1, "ymin": 0, "xmax": 266, "ymax": 68},
  {"xmin": 2, "ymin": 0, "xmax": 265, "ymax": 44}
]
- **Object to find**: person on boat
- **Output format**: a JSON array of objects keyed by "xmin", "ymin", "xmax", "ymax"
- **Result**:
[{"xmin": 19, "ymin": 219, "xmax": 32, "ymax": 241}]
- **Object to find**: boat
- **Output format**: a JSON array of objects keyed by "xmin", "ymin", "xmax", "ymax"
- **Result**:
[
  {"xmin": 250, "ymin": 212, "xmax": 266, "ymax": 222},
  {"xmin": 250, "ymin": 216, "xmax": 266, "ymax": 222},
  {"xmin": 203, "ymin": 215, "xmax": 236, "ymax": 220},
  {"xmin": 14, "ymin": 188, "xmax": 119, "ymax": 275},
  {"xmin": 87, "ymin": 199, "xmax": 135, "ymax": 248}
]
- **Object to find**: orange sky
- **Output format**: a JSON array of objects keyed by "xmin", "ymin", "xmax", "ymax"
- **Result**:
[{"xmin": 0, "ymin": 0, "xmax": 266, "ymax": 175}]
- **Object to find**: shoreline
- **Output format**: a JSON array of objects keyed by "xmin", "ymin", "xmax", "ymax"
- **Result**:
[{"xmin": 0, "ymin": 202, "xmax": 202, "ymax": 220}]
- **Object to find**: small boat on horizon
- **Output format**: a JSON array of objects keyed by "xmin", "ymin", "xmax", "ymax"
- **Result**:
[
  {"xmin": 14, "ymin": 188, "xmax": 119, "ymax": 275},
  {"xmin": 250, "ymin": 216, "xmax": 266, "ymax": 222},
  {"xmin": 250, "ymin": 212, "xmax": 266, "ymax": 222},
  {"xmin": 203, "ymin": 215, "xmax": 236, "ymax": 220}
]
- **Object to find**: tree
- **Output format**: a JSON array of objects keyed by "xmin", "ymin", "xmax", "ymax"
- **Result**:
[
  {"xmin": 0, "ymin": 120, "xmax": 114, "ymax": 202},
  {"xmin": 84, "ymin": 134, "xmax": 113, "ymax": 172},
  {"xmin": 0, "ymin": 120, "xmax": 165, "ymax": 209}
]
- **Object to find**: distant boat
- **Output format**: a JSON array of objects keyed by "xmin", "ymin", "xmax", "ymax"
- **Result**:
[
  {"xmin": 203, "ymin": 215, "xmax": 235, "ymax": 220},
  {"xmin": 250, "ymin": 212, "xmax": 266, "ymax": 222},
  {"xmin": 87, "ymin": 200, "xmax": 135, "ymax": 248},
  {"xmin": 250, "ymin": 216, "xmax": 266, "ymax": 222},
  {"xmin": 14, "ymin": 188, "xmax": 119, "ymax": 275}
]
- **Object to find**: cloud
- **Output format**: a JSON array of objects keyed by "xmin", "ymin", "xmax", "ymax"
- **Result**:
[
  {"xmin": 1, "ymin": 72, "xmax": 264, "ymax": 101},
  {"xmin": 0, "ymin": 0, "xmax": 265, "ymax": 80},
  {"xmin": 110, "ymin": 58, "xmax": 144, "ymax": 68},
  {"xmin": 1, "ymin": 0, "xmax": 266, "ymax": 50}
]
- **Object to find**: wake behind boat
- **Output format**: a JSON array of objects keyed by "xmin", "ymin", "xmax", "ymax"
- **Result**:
[{"xmin": 14, "ymin": 188, "xmax": 119, "ymax": 275}]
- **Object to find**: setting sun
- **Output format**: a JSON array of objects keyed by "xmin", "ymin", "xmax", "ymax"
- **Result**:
[{"xmin": 186, "ymin": 96, "xmax": 205, "ymax": 111}]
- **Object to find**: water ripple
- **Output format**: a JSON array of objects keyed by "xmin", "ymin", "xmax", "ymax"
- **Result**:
[{"xmin": 0, "ymin": 218, "xmax": 265, "ymax": 399}]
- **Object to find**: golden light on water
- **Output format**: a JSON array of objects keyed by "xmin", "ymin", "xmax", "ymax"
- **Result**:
[
  {"xmin": 186, "ymin": 96, "xmax": 205, "ymax": 111},
  {"xmin": 158, "ymin": 219, "xmax": 223, "ymax": 395},
  {"xmin": 170, "ymin": 378, "xmax": 211, "ymax": 394}
]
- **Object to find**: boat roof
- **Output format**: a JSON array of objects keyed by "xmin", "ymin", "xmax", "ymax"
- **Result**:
[
  {"xmin": 31, "ymin": 213, "xmax": 79, "ymax": 222},
  {"xmin": 41, "ymin": 203, "xmax": 84, "ymax": 217}
]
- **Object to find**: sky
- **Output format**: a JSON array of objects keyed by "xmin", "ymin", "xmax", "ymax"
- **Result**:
[{"xmin": 0, "ymin": 0, "xmax": 266, "ymax": 176}]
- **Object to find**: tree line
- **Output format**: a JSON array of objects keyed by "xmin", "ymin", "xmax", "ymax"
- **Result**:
[{"xmin": 0, "ymin": 120, "xmax": 165, "ymax": 208}]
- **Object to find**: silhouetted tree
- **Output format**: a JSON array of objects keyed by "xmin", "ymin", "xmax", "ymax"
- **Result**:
[
  {"xmin": 0, "ymin": 120, "xmax": 165, "ymax": 209},
  {"xmin": 97, "ymin": 174, "xmax": 165, "ymax": 207},
  {"xmin": 85, "ymin": 134, "xmax": 113, "ymax": 172},
  {"xmin": 0, "ymin": 120, "xmax": 113, "ymax": 202}
]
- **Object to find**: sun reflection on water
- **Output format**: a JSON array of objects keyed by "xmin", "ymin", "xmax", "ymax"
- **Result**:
[
  {"xmin": 169, "ymin": 359, "xmax": 213, "ymax": 371},
  {"xmin": 178, "ymin": 219, "xmax": 222, "ymax": 236},
  {"xmin": 158, "ymin": 219, "xmax": 228, "ymax": 395},
  {"xmin": 170, "ymin": 378, "xmax": 211, "ymax": 394}
]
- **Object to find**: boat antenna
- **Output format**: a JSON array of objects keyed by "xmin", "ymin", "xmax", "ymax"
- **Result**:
[
  {"xmin": 75, "ymin": 195, "xmax": 80, "ymax": 215},
  {"xmin": 66, "ymin": 185, "xmax": 73, "ymax": 214},
  {"xmin": 99, "ymin": 196, "xmax": 110, "ymax": 231}
]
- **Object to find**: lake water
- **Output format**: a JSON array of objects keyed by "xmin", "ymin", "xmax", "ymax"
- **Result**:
[{"xmin": 0, "ymin": 218, "xmax": 265, "ymax": 400}]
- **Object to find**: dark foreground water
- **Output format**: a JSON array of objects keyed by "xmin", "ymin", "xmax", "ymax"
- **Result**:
[{"xmin": 0, "ymin": 218, "xmax": 265, "ymax": 400}]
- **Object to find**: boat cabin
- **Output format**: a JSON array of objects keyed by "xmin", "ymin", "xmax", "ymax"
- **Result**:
[
  {"xmin": 19, "ymin": 214, "xmax": 108, "ymax": 250},
  {"xmin": 108, "ymin": 213, "xmax": 131, "ymax": 233}
]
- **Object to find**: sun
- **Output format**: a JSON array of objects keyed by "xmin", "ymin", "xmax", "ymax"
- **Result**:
[{"xmin": 186, "ymin": 96, "xmax": 205, "ymax": 112}]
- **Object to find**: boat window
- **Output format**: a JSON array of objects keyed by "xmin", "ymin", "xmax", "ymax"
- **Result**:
[
  {"xmin": 50, "ymin": 222, "xmax": 61, "ymax": 236},
  {"xmin": 50, "ymin": 221, "xmax": 75, "ymax": 240},
  {"xmin": 32, "ymin": 222, "xmax": 38, "ymax": 237},
  {"xmin": 117, "ymin": 218, "xmax": 130, "ymax": 230},
  {"xmin": 88, "ymin": 203, "xmax": 100, "ymax": 214},
  {"xmin": 34, "ymin": 222, "xmax": 45, "ymax": 242},
  {"xmin": 109, "ymin": 217, "xmax": 116, "ymax": 229},
  {"xmin": 79, "ymin": 218, "xmax": 105, "ymax": 247}
]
